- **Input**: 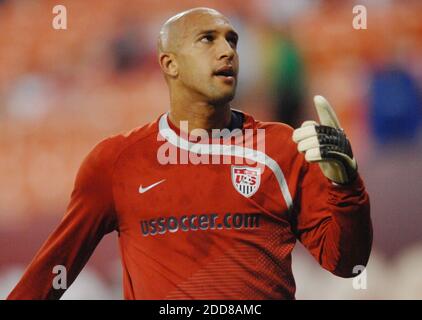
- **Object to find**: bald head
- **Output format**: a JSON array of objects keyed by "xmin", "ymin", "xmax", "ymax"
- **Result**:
[
  {"xmin": 158, "ymin": 7, "xmax": 227, "ymax": 54},
  {"xmin": 157, "ymin": 7, "xmax": 239, "ymax": 106}
]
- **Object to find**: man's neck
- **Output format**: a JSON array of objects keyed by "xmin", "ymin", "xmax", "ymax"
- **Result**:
[{"xmin": 168, "ymin": 101, "xmax": 232, "ymax": 133}]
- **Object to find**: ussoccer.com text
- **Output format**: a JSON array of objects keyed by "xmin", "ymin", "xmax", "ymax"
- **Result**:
[{"xmin": 140, "ymin": 212, "xmax": 260, "ymax": 236}]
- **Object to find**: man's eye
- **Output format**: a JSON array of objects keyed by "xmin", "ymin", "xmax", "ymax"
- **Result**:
[
  {"xmin": 200, "ymin": 35, "xmax": 214, "ymax": 43},
  {"xmin": 227, "ymin": 38, "xmax": 238, "ymax": 48}
]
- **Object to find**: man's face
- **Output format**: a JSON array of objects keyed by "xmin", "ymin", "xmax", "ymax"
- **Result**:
[{"xmin": 175, "ymin": 12, "xmax": 239, "ymax": 105}]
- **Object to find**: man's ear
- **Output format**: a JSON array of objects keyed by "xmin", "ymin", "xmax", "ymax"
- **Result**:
[{"xmin": 159, "ymin": 52, "xmax": 178, "ymax": 78}]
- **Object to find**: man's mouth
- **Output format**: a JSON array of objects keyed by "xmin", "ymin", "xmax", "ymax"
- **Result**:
[{"xmin": 213, "ymin": 66, "xmax": 236, "ymax": 83}]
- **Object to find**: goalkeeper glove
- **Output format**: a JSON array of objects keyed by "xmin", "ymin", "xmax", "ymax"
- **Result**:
[{"xmin": 292, "ymin": 95, "xmax": 357, "ymax": 185}]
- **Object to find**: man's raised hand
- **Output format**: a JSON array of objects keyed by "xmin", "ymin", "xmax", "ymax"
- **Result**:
[{"xmin": 292, "ymin": 95, "xmax": 357, "ymax": 184}]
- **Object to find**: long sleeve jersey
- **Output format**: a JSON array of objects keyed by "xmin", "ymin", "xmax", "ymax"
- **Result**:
[{"xmin": 7, "ymin": 109, "xmax": 372, "ymax": 299}]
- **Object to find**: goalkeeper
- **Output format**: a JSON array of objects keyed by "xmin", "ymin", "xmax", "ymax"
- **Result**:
[{"xmin": 8, "ymin": 7, "xmax": 372, "ymax": 299}]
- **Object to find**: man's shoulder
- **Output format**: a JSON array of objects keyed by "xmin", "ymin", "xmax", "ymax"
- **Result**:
[{"xmin": 85, "ymin": 116, "xmax": 160, "ymax": 168}]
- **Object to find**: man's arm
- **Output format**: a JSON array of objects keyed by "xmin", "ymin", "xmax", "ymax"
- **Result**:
[
  {"xmin": 292, "ymin": 161, "xmax": 372, "ymax": 277},
  {"xmin": 7, "ymin": 139, "xmax": 118, "ymax": 299},
  {"xmin": 291, "ymin": 95, "xmax": 372, "ymax": 277}
]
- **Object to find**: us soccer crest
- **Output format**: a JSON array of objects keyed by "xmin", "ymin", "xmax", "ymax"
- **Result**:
[{"xmin": 231, "ymin": 166, "xmax": 261, "ymax": 198}]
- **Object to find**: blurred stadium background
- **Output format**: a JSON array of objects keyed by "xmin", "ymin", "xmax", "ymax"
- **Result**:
[{"xmin": 1, "ymin": 0, "xmax": 422, "ymax": 299}]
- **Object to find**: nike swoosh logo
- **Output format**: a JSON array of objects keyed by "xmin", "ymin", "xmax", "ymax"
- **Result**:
[{"xmin": 139, "ymin": 179, "xmax": 166, "ymax": 194}]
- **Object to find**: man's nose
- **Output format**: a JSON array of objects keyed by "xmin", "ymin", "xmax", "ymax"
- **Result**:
[{"xmin": 217, "ymin": 38, "xmax": 235, "ymax": 61}]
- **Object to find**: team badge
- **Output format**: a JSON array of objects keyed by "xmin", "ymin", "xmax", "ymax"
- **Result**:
[{"xmin": 231, "ymin": 166, "xmax": 261, "ymax": 198}]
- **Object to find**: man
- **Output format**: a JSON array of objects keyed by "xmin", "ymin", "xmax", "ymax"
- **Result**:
[{"xmin": 8, "ymin": 7, "xmax": 372, "ymax": 300}]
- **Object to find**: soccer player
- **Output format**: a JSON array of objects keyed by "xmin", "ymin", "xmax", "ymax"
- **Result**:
[{"xmin": 7, "ymin": 7, "xmax": 372, "ymax": 300}]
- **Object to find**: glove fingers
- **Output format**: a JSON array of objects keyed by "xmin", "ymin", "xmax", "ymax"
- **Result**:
[
  {"xmin": 297, "ymin": 136, "xmax": 319, "ymax": 153},
  {"xmin": 302, "ymin": 120, "xmax": 318, "ymax": 127},
  {"xmin": 292, "ymin": 122, "xmax": 317, "ymax": 143},
  {"xmin": 304, "ymin": 147, "xmax": 322, "ymax": 162},
  {"xmin": 290, "ymin": 95, "xmax": 358, "ymax": 184},
  {"xmin": 313, "ymin": 95, "xmax": 341, "ymax": 129}
]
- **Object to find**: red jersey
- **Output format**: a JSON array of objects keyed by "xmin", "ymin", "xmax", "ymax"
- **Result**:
[{"xmin": 7, "ymin": 110, "xmax": 372, "ymax": 299}]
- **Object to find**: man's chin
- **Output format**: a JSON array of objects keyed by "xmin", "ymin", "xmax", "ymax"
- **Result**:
[{"xmin": 209, "ymin": 91, "xmax": 236, "ymax": 106}]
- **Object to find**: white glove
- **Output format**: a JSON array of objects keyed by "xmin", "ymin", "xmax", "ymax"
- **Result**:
[{"xmin": 292, "ymin": 95, "xmax": 357, "ymax": 185}]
